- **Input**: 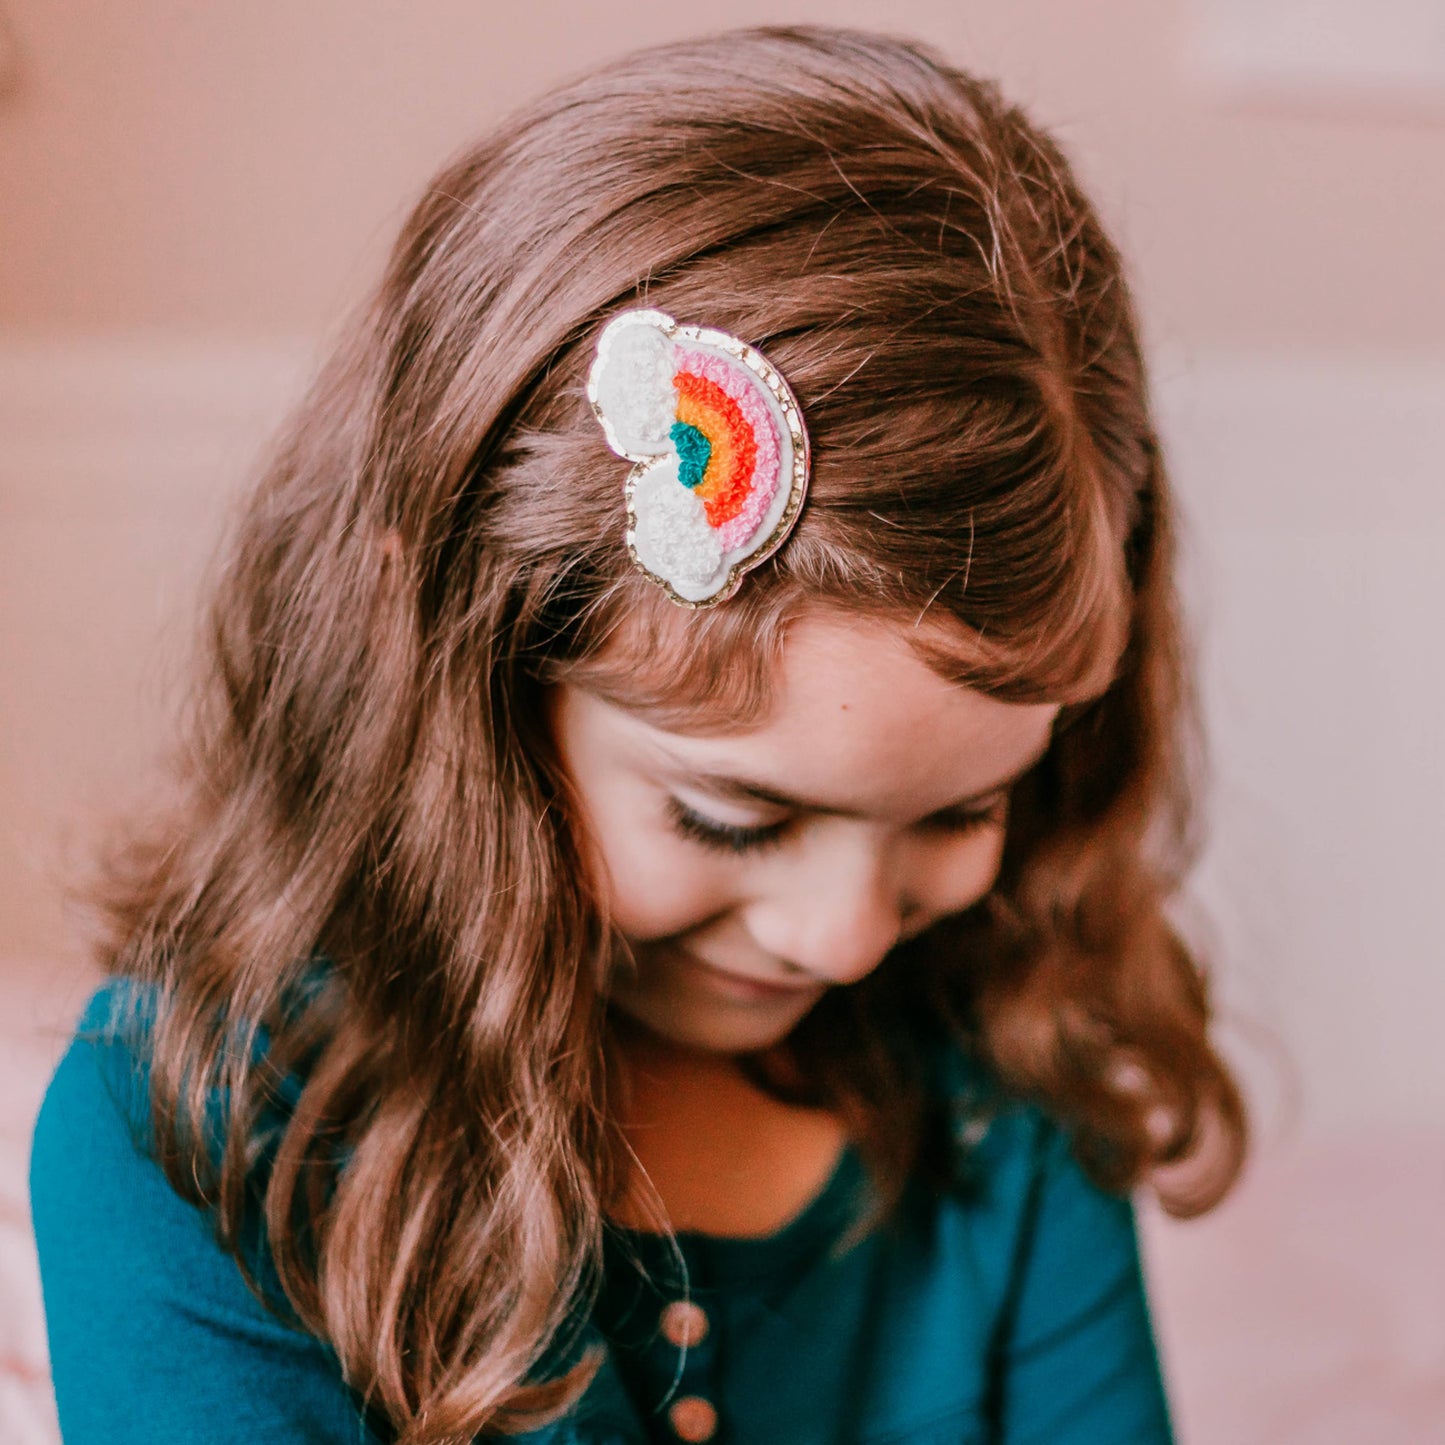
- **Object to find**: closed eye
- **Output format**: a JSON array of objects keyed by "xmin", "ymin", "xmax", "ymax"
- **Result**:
[
  {"xmin": 665, "ymin": 794, "xmax": 1008, "ymax": 856},
  {"xmin": 917, "ymin": 795, "xmax": 1009, "ymax": 835},
  {"xmin": 664, "ymin": 797, "xmax": 789, "ymax": 855}
]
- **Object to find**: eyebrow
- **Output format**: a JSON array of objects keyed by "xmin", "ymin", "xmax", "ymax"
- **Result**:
[{"xmin": 664, "ymin": 741, "xmax": 1051, "ymax": 820}]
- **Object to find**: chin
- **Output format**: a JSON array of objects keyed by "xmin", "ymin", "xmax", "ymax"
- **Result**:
[{"xmin": 609, "ymin": 989, "xmax": 818, "ymax": 1057}]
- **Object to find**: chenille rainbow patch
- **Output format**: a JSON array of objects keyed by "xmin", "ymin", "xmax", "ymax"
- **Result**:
[{"xmin": 587, "ymin": 308, "xmax": 810, "ymax": 606}]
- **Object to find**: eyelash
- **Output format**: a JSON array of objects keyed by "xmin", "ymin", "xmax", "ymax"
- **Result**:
[
  {"xmin": 665, "ymin": 798, "xmax": 789, "ymax": 855},
  {"xmin": 664, "ymin": 796, "xmax": 1008, "ymax": 857},
  {"xmin": 923, "ymin": 797, "xmax": 1009, "ymax": 836}
]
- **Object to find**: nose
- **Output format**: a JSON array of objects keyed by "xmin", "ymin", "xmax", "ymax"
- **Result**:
[{"xmin": 740, "ymin": 829, "xmax": 910, "ymax": 987}]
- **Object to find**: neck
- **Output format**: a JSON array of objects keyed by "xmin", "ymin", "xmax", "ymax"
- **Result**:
[{"xmin": 602, "ymin": 1015, "xmax": 850, "ymax": 1237}]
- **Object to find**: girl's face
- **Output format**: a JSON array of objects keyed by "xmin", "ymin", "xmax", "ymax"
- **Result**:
[{"xmin": 549, "ymin": 608, "xmax": 1059, "ymax": 1057}]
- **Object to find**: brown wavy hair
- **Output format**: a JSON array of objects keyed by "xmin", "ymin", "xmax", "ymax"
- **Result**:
[{"xmin": 87, "ymin": 23, "xmax": 1247, "ymax": 1445}]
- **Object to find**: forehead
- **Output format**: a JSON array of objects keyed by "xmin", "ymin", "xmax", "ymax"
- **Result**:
[{"xmin": 589, "ymin": 606, "xmax": 1060, "ymax": 817}]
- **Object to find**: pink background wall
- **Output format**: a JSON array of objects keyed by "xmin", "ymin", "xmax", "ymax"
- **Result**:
[
  {"xmin": 2, "ymin": 7, "xmax": 1443, "ymax": 1437},
  {"xmin": 2, "ymin": 0, "xmax": 1441, "ymax": 349}
]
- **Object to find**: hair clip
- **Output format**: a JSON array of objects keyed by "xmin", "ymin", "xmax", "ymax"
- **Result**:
[{"xmin": 587, "ymin": 308, "xmax": 810, "ymax": 607}]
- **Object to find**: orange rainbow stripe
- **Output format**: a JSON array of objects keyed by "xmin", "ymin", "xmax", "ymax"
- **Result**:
[{"xmin": 674, "ymin": 370, "xmax": 759, "ymax": 529}]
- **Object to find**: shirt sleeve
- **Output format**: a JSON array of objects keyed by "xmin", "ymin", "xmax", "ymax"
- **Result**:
[
  {"xmin": 991, "ymin": 1111, "xmax": 1175, "ymax": 1445},
  {"xmin": 29, "ymin": 1021, "xmax": 388, "ymax": 1445}
]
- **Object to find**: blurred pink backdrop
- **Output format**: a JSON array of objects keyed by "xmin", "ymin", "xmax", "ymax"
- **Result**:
[
  {"xmin": 1, "ymin": 0, "xmax": 1441, "ymax": 347},
  {"xmin": 2, "ymin": 4, "xmax": 1442, "ymax": 1441}
]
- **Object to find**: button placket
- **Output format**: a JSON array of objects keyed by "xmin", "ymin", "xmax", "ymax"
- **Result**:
[{"xmin": 653, "ymin": 1293, "xmax": 719, "ymax": 1441}]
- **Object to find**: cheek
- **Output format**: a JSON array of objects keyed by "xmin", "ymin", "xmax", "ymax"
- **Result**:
[
  {"xmin": 910, "ymin": 827, "xmax": 1009, "ymax": 920},
  {"xmin": 971, "ymin": 829, "xmax": 1009, "ymax": 896},
  {"xmin": 577, "ymin": 791, "xmax": 737, "ymax": 941}
]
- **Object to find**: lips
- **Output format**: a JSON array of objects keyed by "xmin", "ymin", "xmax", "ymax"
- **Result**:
[{"xmin": 678, "ymin": 949, "xmax": 822, "ymax": 1002}]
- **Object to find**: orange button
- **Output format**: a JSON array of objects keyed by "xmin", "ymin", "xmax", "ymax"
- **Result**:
[
  {"xmin": 659, "ymin": 1299, "xmax": 710, "ymax": 1349},
  {"xmin": 667, "ymin": 1395, "xmax": 718, "ymax": 1442}
]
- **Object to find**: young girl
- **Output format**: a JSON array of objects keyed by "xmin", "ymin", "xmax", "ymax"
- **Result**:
[{"xmin": 31, "ymin": 23, "xmax": 1246, "ymax": 1445}]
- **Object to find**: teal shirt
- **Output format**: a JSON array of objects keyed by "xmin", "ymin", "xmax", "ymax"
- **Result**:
[{"xmin": 31, "ymin": 983, "xmax": 1175, "ymax": 1444}]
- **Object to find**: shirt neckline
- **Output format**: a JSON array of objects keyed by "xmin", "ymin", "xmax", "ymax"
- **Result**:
[{"xmin": 602, "ymin": 1141, "xmax": 869, "ymax": 1292}]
